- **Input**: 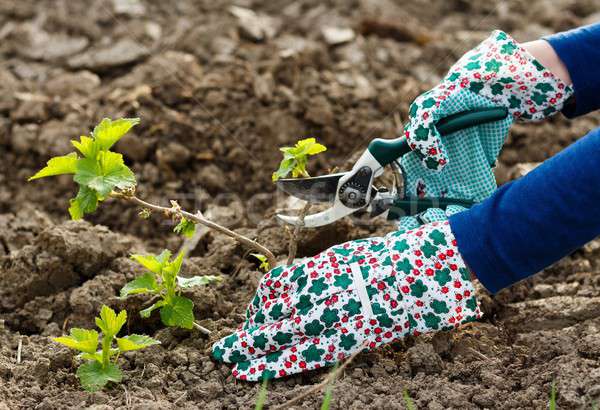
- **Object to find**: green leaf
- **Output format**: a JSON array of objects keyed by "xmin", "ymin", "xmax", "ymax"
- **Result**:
[
  {"xmin": 155, "ymin": 249, "xmax": 172, "ymax": 264},
  {"xmin": 29, "ymin": 152, "xmax": 78, "ymax": 181},
  {"xmin": 173, "ymin": 217, "xmax": 196, "ymax": 238},
  {"xmin": 162, "ymin": 250, "xmax": 185, "ymax": 288},
  {"xmin": 131, "ymin": 253, "xmax": 165, "ymax": 275},
  {"xmin": 294, "ymin": 138, "xmax": 326, "ymax": 156},
  {"xmin": 53, "ymin": 328, "xmax": 99, "ymax": 354},
  {"xmin": 79, "ymin": 351, "xmax": 103, "ymax": 362},
  {"xmin": 72, "ymin": 136, "xmax": 99, "ymax": 159},
  {"xmin": 116, "ymin": 334, "xmax": 160, "ymax": 352},
  {"xmin": 272, "ymin": 138, "xmax": 326, "ymax": 181},
  {"xmin": 120, "ymin": 272, "xmax": 158, "ymax": 298},
  {"xmin": 77, "ymin": 361, "xmax": 122, "ymax": 392},
  {"xmin": 95, "ymin": 305, "xmax": 127, "ymax": 338},
  {"xmin": 140, "ymin": 300, "xmax": 165, "ymax": 319},
  {"xmin": 92, "ymin": 118, "xmax": 140, "ymax": 151},
  {"xmin": 160, "ymin": 295, "xmax": 194, "ymax": 329},
  {"xmin": 250, "ymin": 253, "xmax": 270, "ymax": 272},
  {"xmin": 74, "ymin": 151, "xmax": 136, "ymax": 197},
  {"xmin": 68, "ymin": 185, "xmax": 99, "ymax": 220},
  {"xmin": 177, "ymin": 275, "xmax": 221, "ymax": 288},
  {"xmin": 255, "ymin": 379, "xmax": 269, "ymax": 410}
]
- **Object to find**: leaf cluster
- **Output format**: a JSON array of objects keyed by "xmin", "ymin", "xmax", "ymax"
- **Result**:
[
  {"xmin": 53, "ymin": 305, "xmax": 159, "ymax": 392},
  {"xmin": 272, "ymin": 138, "xmax": 326, "ymax": 181},
  {"xmin": 29, "ymin": 118, "xmax": 139, "ymax": 219},
  {"xmin": 121, "ymin": 249, "xmax": 220, "ymax": 329},
  {"xmin": 251, "ymin": 253, "xmax": 270, "ymax": 272},
  {"xmin": 174, "ymin": 216, "xmax": 196, "ymax": 238}
]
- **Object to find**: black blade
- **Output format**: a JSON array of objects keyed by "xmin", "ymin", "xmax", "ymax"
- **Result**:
[{"xmin": 276, "ymin": 172, "xmax": 346, "ymax": 203}]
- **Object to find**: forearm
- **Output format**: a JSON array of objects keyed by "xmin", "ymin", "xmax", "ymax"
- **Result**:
[
  {"xmin": 450, "ymin": 126, "xmax": 600, "ymax": 293},
  {"xmin": 522, "ymin": 40, "xmax": 572, "ymax": 85}
]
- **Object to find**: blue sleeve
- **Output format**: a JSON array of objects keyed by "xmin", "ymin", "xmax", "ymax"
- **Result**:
[
  {"xmin": 544, "ymin": 23, "xmax": 600, "ymax": 118},
  {"xmin": 449, "ymin": 126, "xmax": 600, "ymax": 293}
]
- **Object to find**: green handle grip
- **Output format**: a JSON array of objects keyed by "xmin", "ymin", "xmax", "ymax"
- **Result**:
[{"xmin": 368, "ymin": 107, "xmax": 509, "ymax": 166}]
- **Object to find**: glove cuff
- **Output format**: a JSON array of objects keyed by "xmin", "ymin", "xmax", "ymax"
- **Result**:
[
  {"xmin": 386, "ymin": 221, "xmax": 482, "ymax": 335},
  {"xmin": 452, "ymin": 30, "xmax": 574, "ymax": 120}
]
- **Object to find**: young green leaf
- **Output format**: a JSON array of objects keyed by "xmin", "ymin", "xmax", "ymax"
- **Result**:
[
  {"xmin": 160, "ymin": 295, "xmax": 194, "ymax": 329},
  {"xmin": 68, "ymin": 185, "xmax": 99, "ymax": 220},
  {"xmin": 140, "ymin": 300, "xmax": 166, "ymax": 319},
  {"xmin": 403, "ymin": 389, "xmax": 416, "ymax": 410},
  {"xmin": 71, "ymin": 136, "xmax": 99, "ymax": 159},
  {"xmin": 162, "ymin": 250, "xmax": 185, "ymax": 288},
  {"xmin": 74, "ymin": 151, "xmax": 136, "ymax": 198},
  {"xmin": 95, "ymin": 305, "xmax": 127, "ymax": 339},
  {"xmin": 28, "ymin": 152, "xmax": 78, "ymax": 181},
  {"xmin": 174, "ymin": 217, "xmax": 196, "ymax": 238},
  {"xmin": 272, "ymin": 138, "xmax": 326, "ymax": 181},
  {"xmin": 131, "ymin": 253, "xmax": 165, "ymax": 275},
  {"xmin": 79, "ymin": 351, "xmax": 103, "ymax": 362},
  {"xmin": 177, "ymin": 275, "xmax": 221, "ymax": 288},
  {"xmin": 120, "ymin": 272, "xmax": 159, "ymax": 298},
  {"xmin": 77, "ymin": 362, "xmax": 122, "ymax": 392},
  {"xmin": 251, "ymin": 253, "xmax": 270, "ymax": 272},
  {"xmin": 549, "ymin": 381, "xmax": 557, "ymax": 410},
  {"xmin": 116, "ymin": 334, "xmax": 160, "ymax": 352},
  {"xmin": 53, "ymin": 328, "xmax": 99, "ymax": 354},
  {"xmin": 53, "ymin": 304, "xmax": 157, "ymax": 392},
  {"xmin": 93, "ymin": 118, "xmax": 140, "ymax": 151},
  {"xmin": 254, "ymin": 379, "xmax": 269, "ymax": 410}
]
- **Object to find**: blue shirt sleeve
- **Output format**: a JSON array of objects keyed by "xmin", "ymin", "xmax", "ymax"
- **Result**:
[
  {"xmin": 544, "ymin": 23, "xmax": 600, "ymax": 118},
  {"xmin": 449, "ymin": 126, "xmax": 600, "ymax": 293}
]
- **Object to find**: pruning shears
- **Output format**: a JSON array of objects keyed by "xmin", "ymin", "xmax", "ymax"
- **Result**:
[{"xmin": 276, "ymin": 107, "xmax": 509, "ymax": 227}]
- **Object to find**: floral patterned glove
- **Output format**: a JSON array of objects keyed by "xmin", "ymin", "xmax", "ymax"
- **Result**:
[
  {"xmin": 212, "ymin": 221, "xmax": 481, "ymax": 381},
  {"xmin": 405, "ymin": 30, "xmax": 573, "ymax": 171}
]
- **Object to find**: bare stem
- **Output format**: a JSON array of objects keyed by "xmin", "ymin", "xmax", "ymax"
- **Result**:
[
  {"xmin": 192, "ymin": 321, "xmax": 211, "ymax": 335},
  {"xmin": 110, "ymin": 192, "xmax": 276, "ymax": 268},
  {"xmin": 286, "ymin": 202, "xmax": 310, "ymax": 265},
  {"xmin": 271, "ymin": 341, "xmax": 367, "ymax": 410}
]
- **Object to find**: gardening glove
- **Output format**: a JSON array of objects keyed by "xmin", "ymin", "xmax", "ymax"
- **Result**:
[
  {"xmin": 212, "ymin": 220, "xmax": 481, "ymax": 381},
  {"xmin": 405, "ymin": 30, "xmax": 573, "ymax": 172}
]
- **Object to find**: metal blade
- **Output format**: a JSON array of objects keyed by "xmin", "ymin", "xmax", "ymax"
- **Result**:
[
  {"xmin": 276, "ymin": 202, "xmax": 355, "ymax": 228},
  {"xmin": 275, "ymin": 173, "xmax": 346, "ymax": 203}
]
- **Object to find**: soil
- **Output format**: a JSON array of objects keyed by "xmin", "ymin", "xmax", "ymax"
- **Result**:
[{"xmin": 1, "ymin": 0, "xmax": 600, "ymax": 408}]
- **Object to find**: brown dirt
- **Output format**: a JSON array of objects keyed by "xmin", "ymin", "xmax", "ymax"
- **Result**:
[{"xmin": 1, "ymin": 0, "xmax": 600, "ymax": 408}]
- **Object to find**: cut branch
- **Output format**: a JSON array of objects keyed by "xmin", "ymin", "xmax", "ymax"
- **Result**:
[
  {"xmin": 286, "ymin": 202, "xmax": 310, "ymax": 265},
  {"xmin": 110, "ymin": 191, "xmax": 276, "ymax": 268},
  {"xmin": 192, "ymin": 321, "xmax": 211, "ymax": 335}
]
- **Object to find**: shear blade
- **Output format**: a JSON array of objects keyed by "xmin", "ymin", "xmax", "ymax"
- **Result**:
[
  {"xmin": 275, "ymin": 173, "xmax": 346, "ymax": 203},
  {"xmin": 276, "ymin": 203, "xmax": 355, "ymax": 228}
]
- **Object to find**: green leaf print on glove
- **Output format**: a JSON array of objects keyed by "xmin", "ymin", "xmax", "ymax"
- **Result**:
[
  {"xmin": 404, "ymin": 30, "xmax": 573, "ymax": 171},
  {"xmin": 212, "ymin": 221, "xmax": 481, "ymax": 381}
]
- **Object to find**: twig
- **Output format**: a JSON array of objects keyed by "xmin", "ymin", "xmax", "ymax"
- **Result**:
[
  {"xmin": 192, "ymin": 321, "xmax": 211, "ymax": 335},
  {"xmin": 16, "ymin": 337, "xmax": 22, "ymax": 364},
  {"xmin": 173, "ymin": 391, "xmax": 187, "ymax": 405},
  {"xmin": 110, "ymin": 191, "xmax": 276, "ymax": 268},
  {"xmin": 286, "ymin": 202, "xmax": 310, "ymax": 265},
  {"xmin": 271, "ymin": 341, "xmax": 367, "ymax": 410},
  {"xmin": 466, "ymin": 346, "xmax": 489, "ymax": 361},
  {"xmin": 122, "ymin": 385, "xmax": 132, "ymax": 409}
]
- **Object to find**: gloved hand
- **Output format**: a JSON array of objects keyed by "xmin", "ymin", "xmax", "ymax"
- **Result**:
[
  {"xmin": 405, "ymin": 30, "xmax": 573, "ymax": 172},
  {"xmin": 212, "ymin": 221, "xmax": 481, "ymax": 381}
]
